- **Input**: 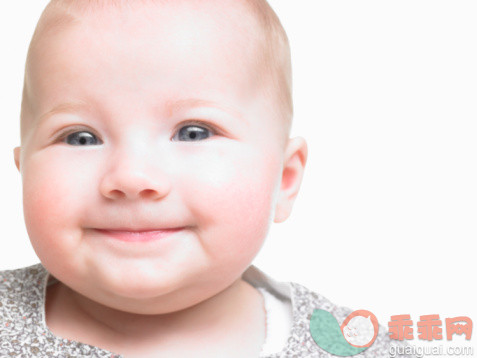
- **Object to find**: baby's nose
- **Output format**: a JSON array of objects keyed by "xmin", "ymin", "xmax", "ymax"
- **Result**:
[{"xmin": 99, "ymin": 150, "xmax": 172, "ymax": 201}]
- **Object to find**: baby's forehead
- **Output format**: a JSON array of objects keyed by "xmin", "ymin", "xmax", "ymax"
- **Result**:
[
  {"xmin": 28, "ymin": 0, "xmax": 268, "ymax": 98},
  {"xmin": 33, "ymin": 0, "xmax": 268, "ymax": 78}
]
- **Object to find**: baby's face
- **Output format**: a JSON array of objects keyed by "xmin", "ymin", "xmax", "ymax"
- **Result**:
[{"xmin": 16, "ymin": 1, "xmax": 303, "ymax": 313}]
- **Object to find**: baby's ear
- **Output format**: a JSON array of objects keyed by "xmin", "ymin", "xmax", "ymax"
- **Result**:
[
  {"xmin": 13, "ymin": 147, "xmax": 21, "ymax": 171},
  {"xmin": 274, "ymin": 137, "xmax": 308, "ymax": 223}
]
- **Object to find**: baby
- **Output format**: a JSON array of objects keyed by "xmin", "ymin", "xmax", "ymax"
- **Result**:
[{"xmin": 1, "ymin": 0, "xmax": 411, "ymax": 357}]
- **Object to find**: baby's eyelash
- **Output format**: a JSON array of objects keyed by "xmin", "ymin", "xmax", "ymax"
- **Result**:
[
  {"xmin": 54, "ymin": 126, "xmax": 100, "ymax": 142},
  {"xmin": 176, "ymin": 120, "xmax": 217, "ymax": 132}
]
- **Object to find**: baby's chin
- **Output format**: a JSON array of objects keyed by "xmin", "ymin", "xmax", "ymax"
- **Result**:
[
  {"xmin": 55, "ymin": 267, "xmax": 235, "ymax": 315},
  {"xmin": 66, "ymin": 279, "xmax": 215, "ymax": 316}
]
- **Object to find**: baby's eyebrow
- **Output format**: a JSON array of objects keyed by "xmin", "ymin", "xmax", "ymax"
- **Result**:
[
  {"xmin": 37, "ymin": 99, "xmax": 246, "ymax": 125},
  {"xmin": 38, "ymin": 101, "xmax": 90, "ymax": 124},
  {"xmin": 167, "ymin": 99, "xmax": 244, "ymax": 120}
]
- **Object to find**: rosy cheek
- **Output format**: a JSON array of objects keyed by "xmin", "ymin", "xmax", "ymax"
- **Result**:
[
  {"xmin": 181, "ymin": 147, "xmax": 281, "ymax": 257},
  {"xmin": 22, "ymin": 154, "xmax": 89, "ymax": 252}
]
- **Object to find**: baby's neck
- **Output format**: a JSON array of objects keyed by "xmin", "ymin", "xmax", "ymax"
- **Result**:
[{"xmin": 45, "ymin": 278, "xmax": 266, "ymax": 357}]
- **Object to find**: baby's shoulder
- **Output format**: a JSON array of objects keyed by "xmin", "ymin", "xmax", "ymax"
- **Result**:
[
  {"xmin": 246, "ymin": 266, "xmax": 415, "ymax": 357},
  {"xmin": 283, "ymin": 281, "xmax": 415, "ymax": 358},
  {"xmin": 0, "ymin": 264, "xmax": 45, "ymax": 300},
  {"xmin": 0, "ymin": 265, "xmax": 119, "ymax": 358},
  {"xmin": 0, "ymin": 264, "xmax": 46, "ymax": 328}
]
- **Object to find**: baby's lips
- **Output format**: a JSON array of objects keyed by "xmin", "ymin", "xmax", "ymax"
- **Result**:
[
  {"xmin": 92, "ymin": 227, "xmax": 186, "ymax": 242},
  {"xmin": 95, "ymin": 227, "xmax": 184, "ymax": 233}
]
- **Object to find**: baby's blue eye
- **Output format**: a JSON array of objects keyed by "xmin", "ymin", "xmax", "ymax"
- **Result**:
[
  {"xmin": 174, "ymin": 125, "xmax": 213, "ymax": 141},
  {"xmin": 64, "ymin": 131, "xmax": 101, "ymax": 146}
]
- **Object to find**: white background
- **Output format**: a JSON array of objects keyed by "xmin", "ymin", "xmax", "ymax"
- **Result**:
[{"xmin": 1, "ymin": 1, "xmax": 475, "ymax": 355}]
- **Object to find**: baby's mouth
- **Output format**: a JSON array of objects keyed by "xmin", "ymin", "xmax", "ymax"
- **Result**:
[{"xmin": 93, "ymin": 228, "xmax": 184, "ymax": 242}]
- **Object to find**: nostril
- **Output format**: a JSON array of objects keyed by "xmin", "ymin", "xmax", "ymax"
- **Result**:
[
  {"xmin": 140, "ymin": 189, "xmax": 160, "ymax": 199},
  {"xmin": 110, "ymin": 190, "xmax": 126, "ymax": 199}
]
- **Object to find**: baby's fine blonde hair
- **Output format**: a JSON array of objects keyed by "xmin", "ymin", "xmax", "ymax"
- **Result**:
[{"xmin": 21, "ymin": 0, "xmax": 293, "ymax": 141}]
